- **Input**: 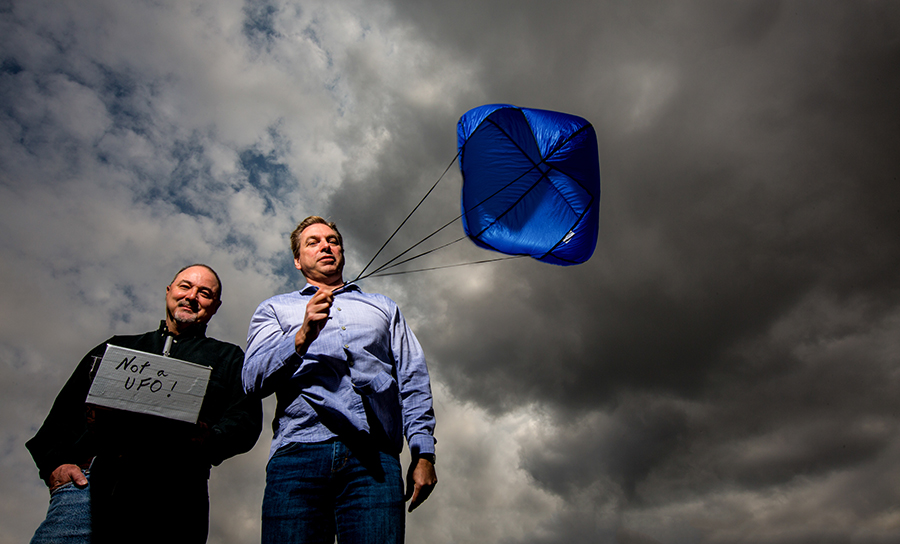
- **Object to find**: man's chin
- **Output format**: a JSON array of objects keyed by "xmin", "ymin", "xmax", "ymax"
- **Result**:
[{"xmin": 173, "ymin": 311, "xmax": 200, "ymax": 324}]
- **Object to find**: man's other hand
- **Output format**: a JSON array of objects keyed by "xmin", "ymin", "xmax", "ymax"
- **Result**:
[
  {"xmin": 48, "ymin": 464, "xmax": 88, "ymax": 492},
  {"xmin": 405, "ymin": 457, "xmax": 437, "ymax": 512}
]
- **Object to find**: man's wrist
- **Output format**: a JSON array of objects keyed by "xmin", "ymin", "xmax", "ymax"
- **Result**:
[
  {"xmin": 416, "ymin": 452, "xmax": 436, "ymax": 465},
  {"xmin": 294, "ymin": 329, "xmax": 307, "ymax": 356}
]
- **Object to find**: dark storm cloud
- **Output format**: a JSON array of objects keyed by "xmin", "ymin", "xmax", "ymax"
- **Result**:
[
  {"xmin": 328, "ymin": 102, "xmax": 466, "ymax": 273},
  {"xmin": 520, "ymin": 395, "xmax": 690, "ymax": 500},
  {"xmin": 362, "ymin": 0, "xmax": 900, "ymax": 414},
  {"xmin": 317, "ymin": 1, "xmax": 900, "ymax": 541}
]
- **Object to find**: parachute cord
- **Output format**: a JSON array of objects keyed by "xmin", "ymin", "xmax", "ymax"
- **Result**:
[
  {"xmin": 356, "ymin": 157, "xmax": 536, "ymax": 281},
  {"xmin": 356, "ymin": 233, "xmax": 468, "ymax": 281},
  {"xmin": 364, "ymin": 255, "xmax": 525, "ymax": 279},
  {"xmin": 355, "ymin": 145, "xmax": 538, "ymax": 282},
  {"xmin": 354, "ymin": 221, "xmax": 466, "ymax": 282},
  {"xmin": 353, "ymin": 151, "xmax": 461, "ymax": 283}
]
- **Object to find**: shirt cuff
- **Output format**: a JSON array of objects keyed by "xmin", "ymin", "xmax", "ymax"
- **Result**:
[{"xmin": 408, "ymin": 433, "xmax": 436, "ymax": 456}]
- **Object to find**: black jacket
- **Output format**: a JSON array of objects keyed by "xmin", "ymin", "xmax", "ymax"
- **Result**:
[{"xmin": 26, "ymin": 321, "xmax": 262, "ymax": 482}]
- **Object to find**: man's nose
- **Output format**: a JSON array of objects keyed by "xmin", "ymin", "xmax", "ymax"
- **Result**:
[{"xmin": 184, "ymin": 287, "xmax": 199, "ymax": 300}]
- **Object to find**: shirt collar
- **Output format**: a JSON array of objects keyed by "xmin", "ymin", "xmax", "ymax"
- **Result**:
[
  {"xmin": 299, "ymin": 282, "xmax": 361, "ymax": 296},
  {"xmin": 157, "ymin": 320, "xmax": 208, "ymax": 339}
]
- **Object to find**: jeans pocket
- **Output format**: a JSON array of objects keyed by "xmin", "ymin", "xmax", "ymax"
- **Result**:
[
  {"xmin": 271, "ymin": 440, "xmax": 308, "ymax": 460},
  {"xmin": 49, "ymin": 481, "xmax": 74, "ymax": 496}
]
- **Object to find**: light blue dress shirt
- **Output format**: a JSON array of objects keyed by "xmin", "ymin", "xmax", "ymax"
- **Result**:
[{"xmin": 243, "ymin": 283, "xmax": 436, "ymax": 460}]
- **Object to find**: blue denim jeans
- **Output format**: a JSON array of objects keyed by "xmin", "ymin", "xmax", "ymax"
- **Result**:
[
  {"xmin": 262, "ymin": 440, "xmax": 405, "ymax": 544},
  {"xmin": 30, "ymin": 471, "xmax": 91, "ymax": 544}
]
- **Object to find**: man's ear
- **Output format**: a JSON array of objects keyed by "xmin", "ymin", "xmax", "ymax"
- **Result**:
[{"xmin": 294, "ymin": 257, "xmax": 303, "ymax": 271}]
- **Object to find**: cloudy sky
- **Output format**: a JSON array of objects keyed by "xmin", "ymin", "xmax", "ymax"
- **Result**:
[{"xmin": 2, "ymin": 0, "xmax": 900, "ymax": 543}]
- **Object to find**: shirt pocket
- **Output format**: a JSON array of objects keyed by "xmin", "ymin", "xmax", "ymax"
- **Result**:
[
  {"xmin": 352, "ymin": 371, "xmax": 402, "ymax": 441},
  {"xmin": 353, "ymin": 370, "xmax": 395, "ymax": 395}
]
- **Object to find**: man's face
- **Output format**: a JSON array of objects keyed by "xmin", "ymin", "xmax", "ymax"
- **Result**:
[
  {"xmin": 165, "ymin": 266, "xmax": 222, "ymax": 333},
  {"xmin": 294, "ymin": 222, "xmax": 345, "ymax": 286}
]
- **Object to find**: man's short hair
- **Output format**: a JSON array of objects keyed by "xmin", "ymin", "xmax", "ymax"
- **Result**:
[
  {"xmin": 290, "ymin": 216, "xmax": 343, "ymax": 260},
  {"xmin": 170, "ymin": 264, "xmax": 223, "ymax": 300}
]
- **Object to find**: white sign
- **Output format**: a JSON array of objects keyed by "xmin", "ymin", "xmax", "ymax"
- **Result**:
[{"xmin": 86, "ymin": 345, "xmax": 211, "ymax": 424}]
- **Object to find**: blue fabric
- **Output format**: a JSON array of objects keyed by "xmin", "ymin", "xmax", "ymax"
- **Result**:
[
  {"xmin": 457, "ymin": 103, "xmax": 601, "ymax": 265},
  {"xmin": 261, "ymin": 440, "xmax": 404, "ymax": 544},
  {"xmin": 243, "ymin": 283, "xmax": 436, "ymax": 460},
  {"xmin": 30, "ymin": 472, "xmax": 91, "ymax": 544}
]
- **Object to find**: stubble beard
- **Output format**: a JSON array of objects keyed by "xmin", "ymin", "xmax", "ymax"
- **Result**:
[{"xmin": 172, "ymin": 302, "xmax": 200, "ymax": 324}]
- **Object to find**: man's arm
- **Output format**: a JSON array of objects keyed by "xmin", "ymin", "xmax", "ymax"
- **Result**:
[
  {"xmin": 26, "ymin": 342, "xmax": 108, "ymax": 486},
  {"xmin": 390, "ymin": 305, "xmax": 438, "ymax": 511},
  {"xmin": 242, "ymin": 291, "xmax": 333, "ymax": 397},
  {"xmin": 392, "ymin": 306, "xmax": 436, "ymax": 456},
  {"xmin": 243, "ymin": 298, "xmax": 304, "ymax": 397},
  {"xmin": 202, "ymin": 344, "xmax": 263, "ymax": 465}
]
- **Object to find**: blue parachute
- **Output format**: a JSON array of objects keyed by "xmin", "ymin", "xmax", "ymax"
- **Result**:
[{"xmin": 457, "ymin": 104, "xmax": 601, "ymax": 266}]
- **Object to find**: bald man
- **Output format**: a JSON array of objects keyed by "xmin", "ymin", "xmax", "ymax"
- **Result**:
[{"xmin": 27, "ymin": 264, "xmax": 262, "ymax": 544}]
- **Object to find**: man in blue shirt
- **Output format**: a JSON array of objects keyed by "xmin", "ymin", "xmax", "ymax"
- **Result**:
[{"xmin": 243, "ymin": 216, "xmax": 437, "ymax": 544}]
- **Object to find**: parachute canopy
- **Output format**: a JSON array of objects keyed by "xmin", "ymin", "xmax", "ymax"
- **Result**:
[{"xmin": 457, "ymin": 104, "xmax": 601, "ymax": 266}]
